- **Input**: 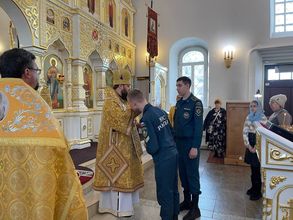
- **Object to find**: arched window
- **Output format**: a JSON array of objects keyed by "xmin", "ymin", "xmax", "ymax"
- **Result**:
[
  {"xmin": 179, "ymin": 47, "xmax": 208, "ymax": 106},
  {"xmin": 271, "ymin": 0, "xmax": 293, "ymax": 37}
]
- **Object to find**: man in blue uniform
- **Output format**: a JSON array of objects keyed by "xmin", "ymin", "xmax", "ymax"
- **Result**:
[
  {"xmin": 127, "ymin": 89, "xmax": 179, "ymax": 220},
  {"xmin": 173, "ymin": 76, "xmax": 203, "ymax": 220}
]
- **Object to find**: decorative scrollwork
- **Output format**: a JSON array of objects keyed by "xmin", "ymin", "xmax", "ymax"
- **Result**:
[
  {"xmin": 280, "ymin": 199, "xmax": 293, "ymax": 220},
  {"xmin": 270, "ymin": 149, "xmax": 293, "ymax": 162},
  {"xmin": 2, "ymin": 85, "xmax": 55, "ymax": 133},
  {"xmin": 13, "ymin": 0, "xmax": 39, "ymax": 39},
  {"xmin": 256, "ymin": 132, "xmax": 261, "ymax": 161},
  {"xmin": 24, "ymin": 6, "xmax": 39, "ymax": 38},
  {"xmin": 270, "ymin": 176, "xmax": 287, "ymax": 189},
  {"xmin": 262, "ymin": 197, "xmax": 272, "ymax": 218}
]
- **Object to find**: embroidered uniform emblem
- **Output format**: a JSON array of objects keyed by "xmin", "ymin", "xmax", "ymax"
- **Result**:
[
  {"xmin": 195, "ymin": 102, "xmax": 203, "ymax": 117},
  {"xmin": 183, "ymin": 112, "xmax": 190, "ymax": 119},
  {"xmin": 195, "ymin": 107, "xmax": 202, "ymax": 116},
  {"xmin": 142, "ymin": 127, "xmax": 149, "ymax": 142}
]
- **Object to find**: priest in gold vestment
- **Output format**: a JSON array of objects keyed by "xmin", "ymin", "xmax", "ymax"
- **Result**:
[
  {"xmin": 0, "ymin": 48, "xmax": 88, "ymax": 220},
  {"xmin": 93, "ymin": 70, "xmax": 144, "ymax": 217}
]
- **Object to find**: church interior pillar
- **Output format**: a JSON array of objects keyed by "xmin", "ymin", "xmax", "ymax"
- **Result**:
[
  {"xmin": 71, "ymin": 59, "xmax": 87, "ymax": 110},
  {"xmin": 65, "ymin": 58, "xmax": 73, "ymax": 109},
  {"xmin": 94, "ymin": 65, "xmax": 108, "ymax": 110}
]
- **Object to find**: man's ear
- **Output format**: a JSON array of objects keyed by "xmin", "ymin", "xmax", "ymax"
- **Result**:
[{"xmin": 22, "ymin": 68, "xmax": 31, "ymax": 79}]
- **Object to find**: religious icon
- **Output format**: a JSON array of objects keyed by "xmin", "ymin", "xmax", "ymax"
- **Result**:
[
  {"xmin": 124, "ymin": 13, "xmax": 129, "ymax": 37},
  {"xmin": 115, "ymin": 44, "xmax": 119, "ymax": 53},
  {"xmin": 88, "ymin": 0, "xmax": 95, "ymax": 14},
  {"xmin": 45, "ymin": 56, "xmax": 64, "ymax": 109},
  {"xmin": 105, "ymin": 69, "xmax": 113, "ymax": 87},
  {"xmin": 122, "ymin": 47, "xmax": 126, "ymax": 56},
  {"xmin": 62, "ymin": 17, "xmax": 70, "ymax": 31},
  {"xmin": 9, "ymin": 21, "xmax": 18, "ymax": 49},
  {"xmin": 108, "ymin": 40, "xmax": 112, "ymax": 50},
  {"xmin": 83, "ymin": 65, "xmax": 93, "ymax": 108},
  {"xmin": 127, "ymin": 50, "xmax": 132, "ymax": 59},
  {"xmin": 47, "ymin": 9, "xmax": 55, "ymax": 25},
  {"xmin": 109, "ymin": 0, "xmax": 114, "ymax": 28},
  {"xmin": 150, "ymin": 18, "xmax": 156, "ymax": 33},
  {"xmin": 0, "ymin": 92, "xmax": 8, "ymax": 121},
  {"xmin": 92, "ymin": 29, "xmax": 99, "ymax": 41}
]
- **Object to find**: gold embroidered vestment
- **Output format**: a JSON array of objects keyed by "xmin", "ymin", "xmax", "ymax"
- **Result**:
[
  {"xmin": 93, "ymin": 87, "xmax": 144, "ymax": 192},
  {"xmin": 0, "ymin": 79, "xmax": 88, "ymax": 220}
]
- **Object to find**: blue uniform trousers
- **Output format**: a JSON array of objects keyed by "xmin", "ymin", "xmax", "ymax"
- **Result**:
[
  {"xmin": 154, "ymin": 152, "xmax": 179, "ymax": 220},
  {"xmin": 175, "ymin": 137, "xmax": 201, "ymax": 195}
]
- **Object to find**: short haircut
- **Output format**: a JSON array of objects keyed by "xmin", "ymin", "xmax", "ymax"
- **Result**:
[
  {"xmin": 214, "ymin": 99, "xmax": 222, "ymax": 105},
  {"xmin": 0, "ymin": 48, "xmax": 36, "ymax": 78},
  {"xmin": 127, "ymin": 89, "xmax": 145, "ymax": 102},
  {"xmin": 176, "ymin": 76, "xmax": 191, "ymax": 87},
  {"xmin": 251, "ymin": 100, "xmax": 259, "ymax": 106}
]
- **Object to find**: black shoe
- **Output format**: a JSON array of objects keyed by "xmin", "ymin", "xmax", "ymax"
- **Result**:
[
  {"xmin": 179, "ymin": 200, "xmax": 191, "ymax": 211},
  {"xmin": 180, "ymin": 191, "xmax": 191, "ymax": 212},
  {"xmin": 250, "ymin": 193, "xmax": 262, "ymax": 201},
  {"xmin": 183, "ymin": 194, "xmax": 201, "ymax": 220},
  {"xmin": 183, "ymin": 208, "xmax": 201, "ymax": 220},
  {"xmin": 246, "ymin": 187, "xmax": 253, "ymax": 195}
]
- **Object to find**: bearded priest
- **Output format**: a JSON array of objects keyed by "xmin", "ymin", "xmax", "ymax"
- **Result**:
[{"xmin": 93, "ymin": 69, "xmax": 144, "ymax": 217}]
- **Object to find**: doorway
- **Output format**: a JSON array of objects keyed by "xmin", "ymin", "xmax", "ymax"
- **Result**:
[{"xmin": 263, "ymin": 64, "xmax": 293, "ymax": 117}]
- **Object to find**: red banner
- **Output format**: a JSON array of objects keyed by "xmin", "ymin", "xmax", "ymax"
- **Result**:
[{"xmin": 147, "ymin": 7, "xmax": 158, "ymax": 58}]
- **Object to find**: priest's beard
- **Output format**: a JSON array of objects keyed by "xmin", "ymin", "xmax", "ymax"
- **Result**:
[
  {"xmin": 34, "ymin": 83, "xmax": 39, "ymax": 91},
  {"xmin": 121, "ymin": 89, "xmax": 128, "ymax": 101}
]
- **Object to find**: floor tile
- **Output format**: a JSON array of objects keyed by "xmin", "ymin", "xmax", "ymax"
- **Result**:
[{"xmin": 90, "ymin": 150, "xmax": 262, "ymax": 220}]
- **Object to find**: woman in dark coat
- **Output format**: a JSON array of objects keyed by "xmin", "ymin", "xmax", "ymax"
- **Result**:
[{"xmin": 203, "ymin": 99, "xmax": 226, "ymax": 158}]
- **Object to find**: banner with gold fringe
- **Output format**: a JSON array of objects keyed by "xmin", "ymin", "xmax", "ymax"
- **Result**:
[{"xmin": 147, "ymin": 7, "xmax": 158, "ymax": 58}]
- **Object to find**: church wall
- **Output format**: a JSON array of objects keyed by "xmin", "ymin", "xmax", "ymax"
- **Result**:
[{"xmin": 133, "ymin": 0, "xmax": 293, "ymax": 110}]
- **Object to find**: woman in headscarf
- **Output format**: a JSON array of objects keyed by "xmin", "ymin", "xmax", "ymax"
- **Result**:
[
  {"xmin": 269, "ymin": 94, "xmax": 292, "ymax": 126},
  {"xmin": 203, "ymin": 99, "xmax": 226, "ymax": 158},
  {"xmin": 243, "ymin": 100, "xmax": 267, "ymax": 201}
]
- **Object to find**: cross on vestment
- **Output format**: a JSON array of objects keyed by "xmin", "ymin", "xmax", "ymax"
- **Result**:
[{"xmin": 106, "ymin": 157, "xmax": 120, "ymax": 173}]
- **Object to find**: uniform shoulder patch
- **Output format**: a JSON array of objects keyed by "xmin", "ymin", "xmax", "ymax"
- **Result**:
[
  {"xmin": 195, "ymin": 101, "xmax": 203, "ymax": 117},
  {"xmin": 191, "ymin": 96, "xmax": 198, "ymax": 102}
]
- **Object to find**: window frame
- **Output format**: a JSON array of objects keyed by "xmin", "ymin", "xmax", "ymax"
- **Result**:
[
  {"xmin": 270, "ymin": 0, "xmax": 293, "ymax": 38},
  {"xmin": 178, "ymin": 46, "xmax": 208, "ymax": 107}
]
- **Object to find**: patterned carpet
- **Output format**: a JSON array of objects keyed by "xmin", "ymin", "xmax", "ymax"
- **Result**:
[
  {"xmin": 69, "ymin": 142, "xmax": 97, "ymax": 167},
  {"xmin": 69, "ymin": 142, "xmax": 97, "ymax": 185}
]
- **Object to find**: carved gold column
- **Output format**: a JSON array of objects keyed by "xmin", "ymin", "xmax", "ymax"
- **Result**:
[
  {"xmin": 95, "ymin": 65, "xmax": 108, "ymax": 110},
  {"xmin": 71, "ymin": 59, "xmax": 87, "ymax": 110},
  {"xmin": 65, "ymin": 58, "xmax": 73, "ymax": 109}
]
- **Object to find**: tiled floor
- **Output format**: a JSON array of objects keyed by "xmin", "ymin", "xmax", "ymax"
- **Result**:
[{"xmin": 91, "ymin": 150, "xmax": 262, "ymax": 220}]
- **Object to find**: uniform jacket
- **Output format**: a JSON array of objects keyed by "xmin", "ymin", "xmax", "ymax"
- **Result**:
[
  {"xmin": 173, "ymin": 93, "xmax": 203, "ymax": 149},
  {"xmin": 141, "ymin": 103, "xmax": 177, "ymax": 163}
]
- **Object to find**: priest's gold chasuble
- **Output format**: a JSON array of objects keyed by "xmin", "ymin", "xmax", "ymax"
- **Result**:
[
  {"xmin": 93, "ymin": 87, "xmax": 144, "ymax": 192},
  {"xmin": 0, "ymin": 79, "xmax": 88, "ymax": 220}
]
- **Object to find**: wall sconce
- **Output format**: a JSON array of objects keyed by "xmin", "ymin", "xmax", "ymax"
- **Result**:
[
  {"xmin": 145, "ymin": 52, "xmax": 156, "ymax": 65},
  {"xmin": 223, "ymin": 46, "xmax": 235, "ymax": 68},
  {"xmin": 254, "ymin": 89, "xmax": 262, "ymax": 99}
]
